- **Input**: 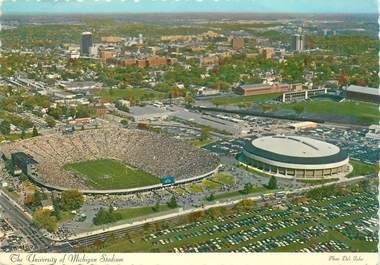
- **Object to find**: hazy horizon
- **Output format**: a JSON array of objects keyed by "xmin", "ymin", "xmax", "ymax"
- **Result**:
[{"xmin": 2, "ymin": 0, "xmax": 378, "ymax": 15}]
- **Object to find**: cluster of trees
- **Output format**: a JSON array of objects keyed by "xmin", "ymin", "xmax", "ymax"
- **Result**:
[
  {"xmin": 56, "ymin": 190, "xmax": 84, "ymax": 211},
  {"xmin": 234, "ymin": 199, "xmax": 255, "ymax": 211},
  {"xmin": 33, "ymin": 209, "xmax": 58, "ymax": 233},
  {"xmin": 31, "ymin": 190, "xmax": 84, "ymax": 231},
  {"xmin": 306, "ymin": 185, "xmax": 337, "ymax": 200},
  {"xmin": 47, "ymin": 105, "xmax": 95, "ymax": 120},
  {"xmin": 25, "ymin": 190, "xmax": 47, "ymax": 210},
  {"xmin": 240, "ymin": 183, "xmax": 254, "ymax": 195},
  {"xmin": 93, "ymin": 207, "xmax": 122, "ymax": 226}
]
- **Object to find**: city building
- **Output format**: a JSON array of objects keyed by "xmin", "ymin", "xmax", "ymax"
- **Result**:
[
  {"xmin": 239, "ymin": 135, "xmax": 350, "ymax": 179},
  {"xmin": 344, "ymin": 85, "xmax": 380, "ymax": 103},
  {"xmin": 289, "ymin": 121, "xmax": 317, "ymax": 131},
  {"xmin": 99, "ymin": 50, "xmax": 115, "ymax": 62},
  {"xmin": 195, "ymin": 87, "xmax": 220, "ymax": 97},
  {"xmin": 80, "ymin": 32, "xmax": 93, "ymax": 56},
  {"xmin": 292, "ymin": 34, "xmax": 305, "ymax": 52},
  {"xmin": 101, "ymin": 36, "xmax": 122, "ymax": 44},
  {"xmin": 260, "ymin": 47, "xmax": 274, "ymax": 59},
  {"xmin": 232, "ymin": 37, "xmax": 244, "ymax": 50},
  {"xmin": 234, "ymin": 83, "xmax": 290, "ymax": 96}
]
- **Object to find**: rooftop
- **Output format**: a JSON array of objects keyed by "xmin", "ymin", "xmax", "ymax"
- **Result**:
[
  {"xmin": 240, "ymin": 83, "xmax": 272, "ymax": 90},
  {"xmin": 346, "ymin": 85, "xmax": 380, "ymax": 96},
  {"xmin": 251, "ymin": 135, "xmax": 340, "ymax": 158}
]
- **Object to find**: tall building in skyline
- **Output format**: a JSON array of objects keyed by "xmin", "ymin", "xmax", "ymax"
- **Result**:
[
  {"xmin": 80, "ymin": 32, "xmax": 93, "ymax": 56},
  {"xmin": 292, "ymin": 33, "xmax": 305, "ymax": 52},
  {"xmin": 138, "ymin": 33, "xmax": 144, "ymax": 45}
]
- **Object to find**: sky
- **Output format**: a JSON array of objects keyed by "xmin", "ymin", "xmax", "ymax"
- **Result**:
[{"xmin": 1, "ymin": 0, "xmax": 378, "ymax": 15}]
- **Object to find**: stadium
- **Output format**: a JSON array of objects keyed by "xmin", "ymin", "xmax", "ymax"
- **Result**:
[
  {"xmin": 0, "ymin": 128, "xmax": 221, "ymax": 194},
  {"xmin": 239, "ymin": 135, "xmax": 350, "ymax": 179}
]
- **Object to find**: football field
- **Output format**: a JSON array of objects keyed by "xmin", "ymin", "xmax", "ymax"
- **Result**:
[{"xmin": 64, "ymin": 159, "xmax": 160, "ymax": 190}]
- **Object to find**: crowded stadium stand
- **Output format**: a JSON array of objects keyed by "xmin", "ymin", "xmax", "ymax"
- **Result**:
[{"xmin": 0, "ymin": 128, "xmax": 220, "ymax": 193}]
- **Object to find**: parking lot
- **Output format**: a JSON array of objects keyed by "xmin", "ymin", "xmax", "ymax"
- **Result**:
[
  {"xmin": 130, "ymin": 189, "xmax": 378, "ymax": 253},
  {"xmin": 0, "ymin": 217, "xmax": 31, "ymax": 252}
]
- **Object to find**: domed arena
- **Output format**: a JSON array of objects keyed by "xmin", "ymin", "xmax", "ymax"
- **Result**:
[
  {"xmin": 239, "ymin": 135, "xmax": 350, "ymax": 179},
  {"xmin": 0, "ymin": 128, "xmax": 220, "ymax": 193}
]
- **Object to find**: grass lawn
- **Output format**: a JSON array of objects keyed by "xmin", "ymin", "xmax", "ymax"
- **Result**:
[
  {"xmin": 116, "ymin": 205, "xmax": 174, "ymax": 221},
  {"xmin": 201, "ymin": 179, "xmax": 221, "ymax": 190},
  {"xmin": 186, "ymin": 183, "xmax": 204, "ymax": 193},
  {"xmin": 282, "ymin": 101, "xmax": 379, "ymax": 125},
  {"xmin": 211, "ymin": 173, "xmax": 236, "ymax": 185},
  {"xmin": 94, "ymin": 88, "xmax": 166, "ymax": 102},
  {"xmin": 211, "ymin": 93, "xmax": 282, "ymax": 106},
  {"xmin": 347, "ymin": 160, "xmax": 377, "ymax": 178},
  {"xmin": 58, "ymin": 211, "xmax": 75, "ymax": 224},
  {"xmin": 237, "ymin": 164, "xmax": 272, "ymax": 178},
  {"xmin": 0, "ymin": 133, "xmax": 34, "ymax": 142},
  {"xmin": 191, "ymin": 139, "xmax": 215, "ymax": 147},
  {"xmin": 174, "ymin": 188, "xmax": 186, "ymax": 195},
  {"xmin": 213, "ymin": 186, "xmax": 268, "ymax": 200},
  {"xmin": 64, "ymin": 159, "xmax": 160, "ymax": 190}
]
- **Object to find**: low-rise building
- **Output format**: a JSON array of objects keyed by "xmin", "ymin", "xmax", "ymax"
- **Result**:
[
  {"xmin": 234, "ymin": 83, "xmax": 290, "ymax": 96},
  {"xmin": 345, "ymin": 85, "xmax": 380, "ymax": 103}
]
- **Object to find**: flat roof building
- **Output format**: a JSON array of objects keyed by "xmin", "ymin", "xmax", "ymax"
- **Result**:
[
  {"xmin": 80, "ymin": 32, "xmax": 93, "ymax": 57},
  {"xmin": 235, "ymin": 83, "xmax": 290, "ymax": 96},
  {"xmin": 345, "ymin": 85, "xmax": 380, "ymax": 104}
]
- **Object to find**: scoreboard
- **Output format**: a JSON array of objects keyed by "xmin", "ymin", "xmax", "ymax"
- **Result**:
[{"xmin": 161, "ymin": 176, "xmax": 175, "ymax": 185}]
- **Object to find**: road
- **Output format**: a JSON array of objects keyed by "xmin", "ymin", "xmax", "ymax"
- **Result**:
[{"xmin": 0, "ymin": 191, "xmax": 51, "ymax": 252}]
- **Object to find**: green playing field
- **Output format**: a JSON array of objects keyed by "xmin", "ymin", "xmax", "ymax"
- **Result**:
[{"xmin": 63, "ymin": 159, "xmax": 160, "ymax": 190}]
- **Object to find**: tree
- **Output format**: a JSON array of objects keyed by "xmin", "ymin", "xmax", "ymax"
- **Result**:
[
  {"xmin": 184, "ymin": 94, "xmax": 195, "ymax": 106},
  {"xmin": 52, "ymin": 197, "xmax": 62, "ymax": 220},
  {"xmin": 152, "ymin": 202, "xmax": 160, "ymax": 212},
  {"xmin": 200, "ymin": 127, "xmax": 210, "ymax": 141},
  {"xmin": 235, "ymin": 199, "xmax": 255, "ymax": 210},
  {"xmin": 59, "ymin": 190, "xmax": 84, "ymax": 211},
  {"xmin": 206, "ymin": 193, "xmax": 215, "ymax": 201},
  {"xmin": 206, "ymin": 207, "xmax": 222, "ymax": 218},
  {"xmin": 45, "ymin": 116, "xmax": 56, "ymax": 128},
  {"xmin": 33, "ymin": 209, "xmax": 58, "ymax": 233},
  {"xmin": 188, "ymin": 211, "xmax": 204, "ymax": 222},
  {"xmin": 338, "ymin": 72, "xmax": 349, "ymax": 86},
  {"xmin": 240, "ymin": 183, "xmax": 253, "ymax": 195},
  {"xmin": 120, "ymin": 119, "xmax": 129, "ymax": 127},
  {"xmin": 267, "ymin": 176, "xmax": 277, "ymax": 190},
  {"xmin": 32, "ymin": 126, "xmax": 39, "ymax": 137},
  {"xmin": 167, "ymin": 196, "xmax": 178, "ymax": 208},
  {"xmin": 31, "ymin": 190, "xmax": 43, "ymax": 209},
  {"xmin": 0, "ymin": 121, "xmax": 11, "ymax": 135},
  {"xmin": 92, "ymin": 207, "xmax": 122, "ymax": 225},
  {"xmin": 21, "ymin": 129, "xmax": 26, "ymax": 139}
]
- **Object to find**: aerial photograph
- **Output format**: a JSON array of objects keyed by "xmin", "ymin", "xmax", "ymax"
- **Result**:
[{"xmin": 0, "ymin": 0, "xmax": 378, "ymax": 256}]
